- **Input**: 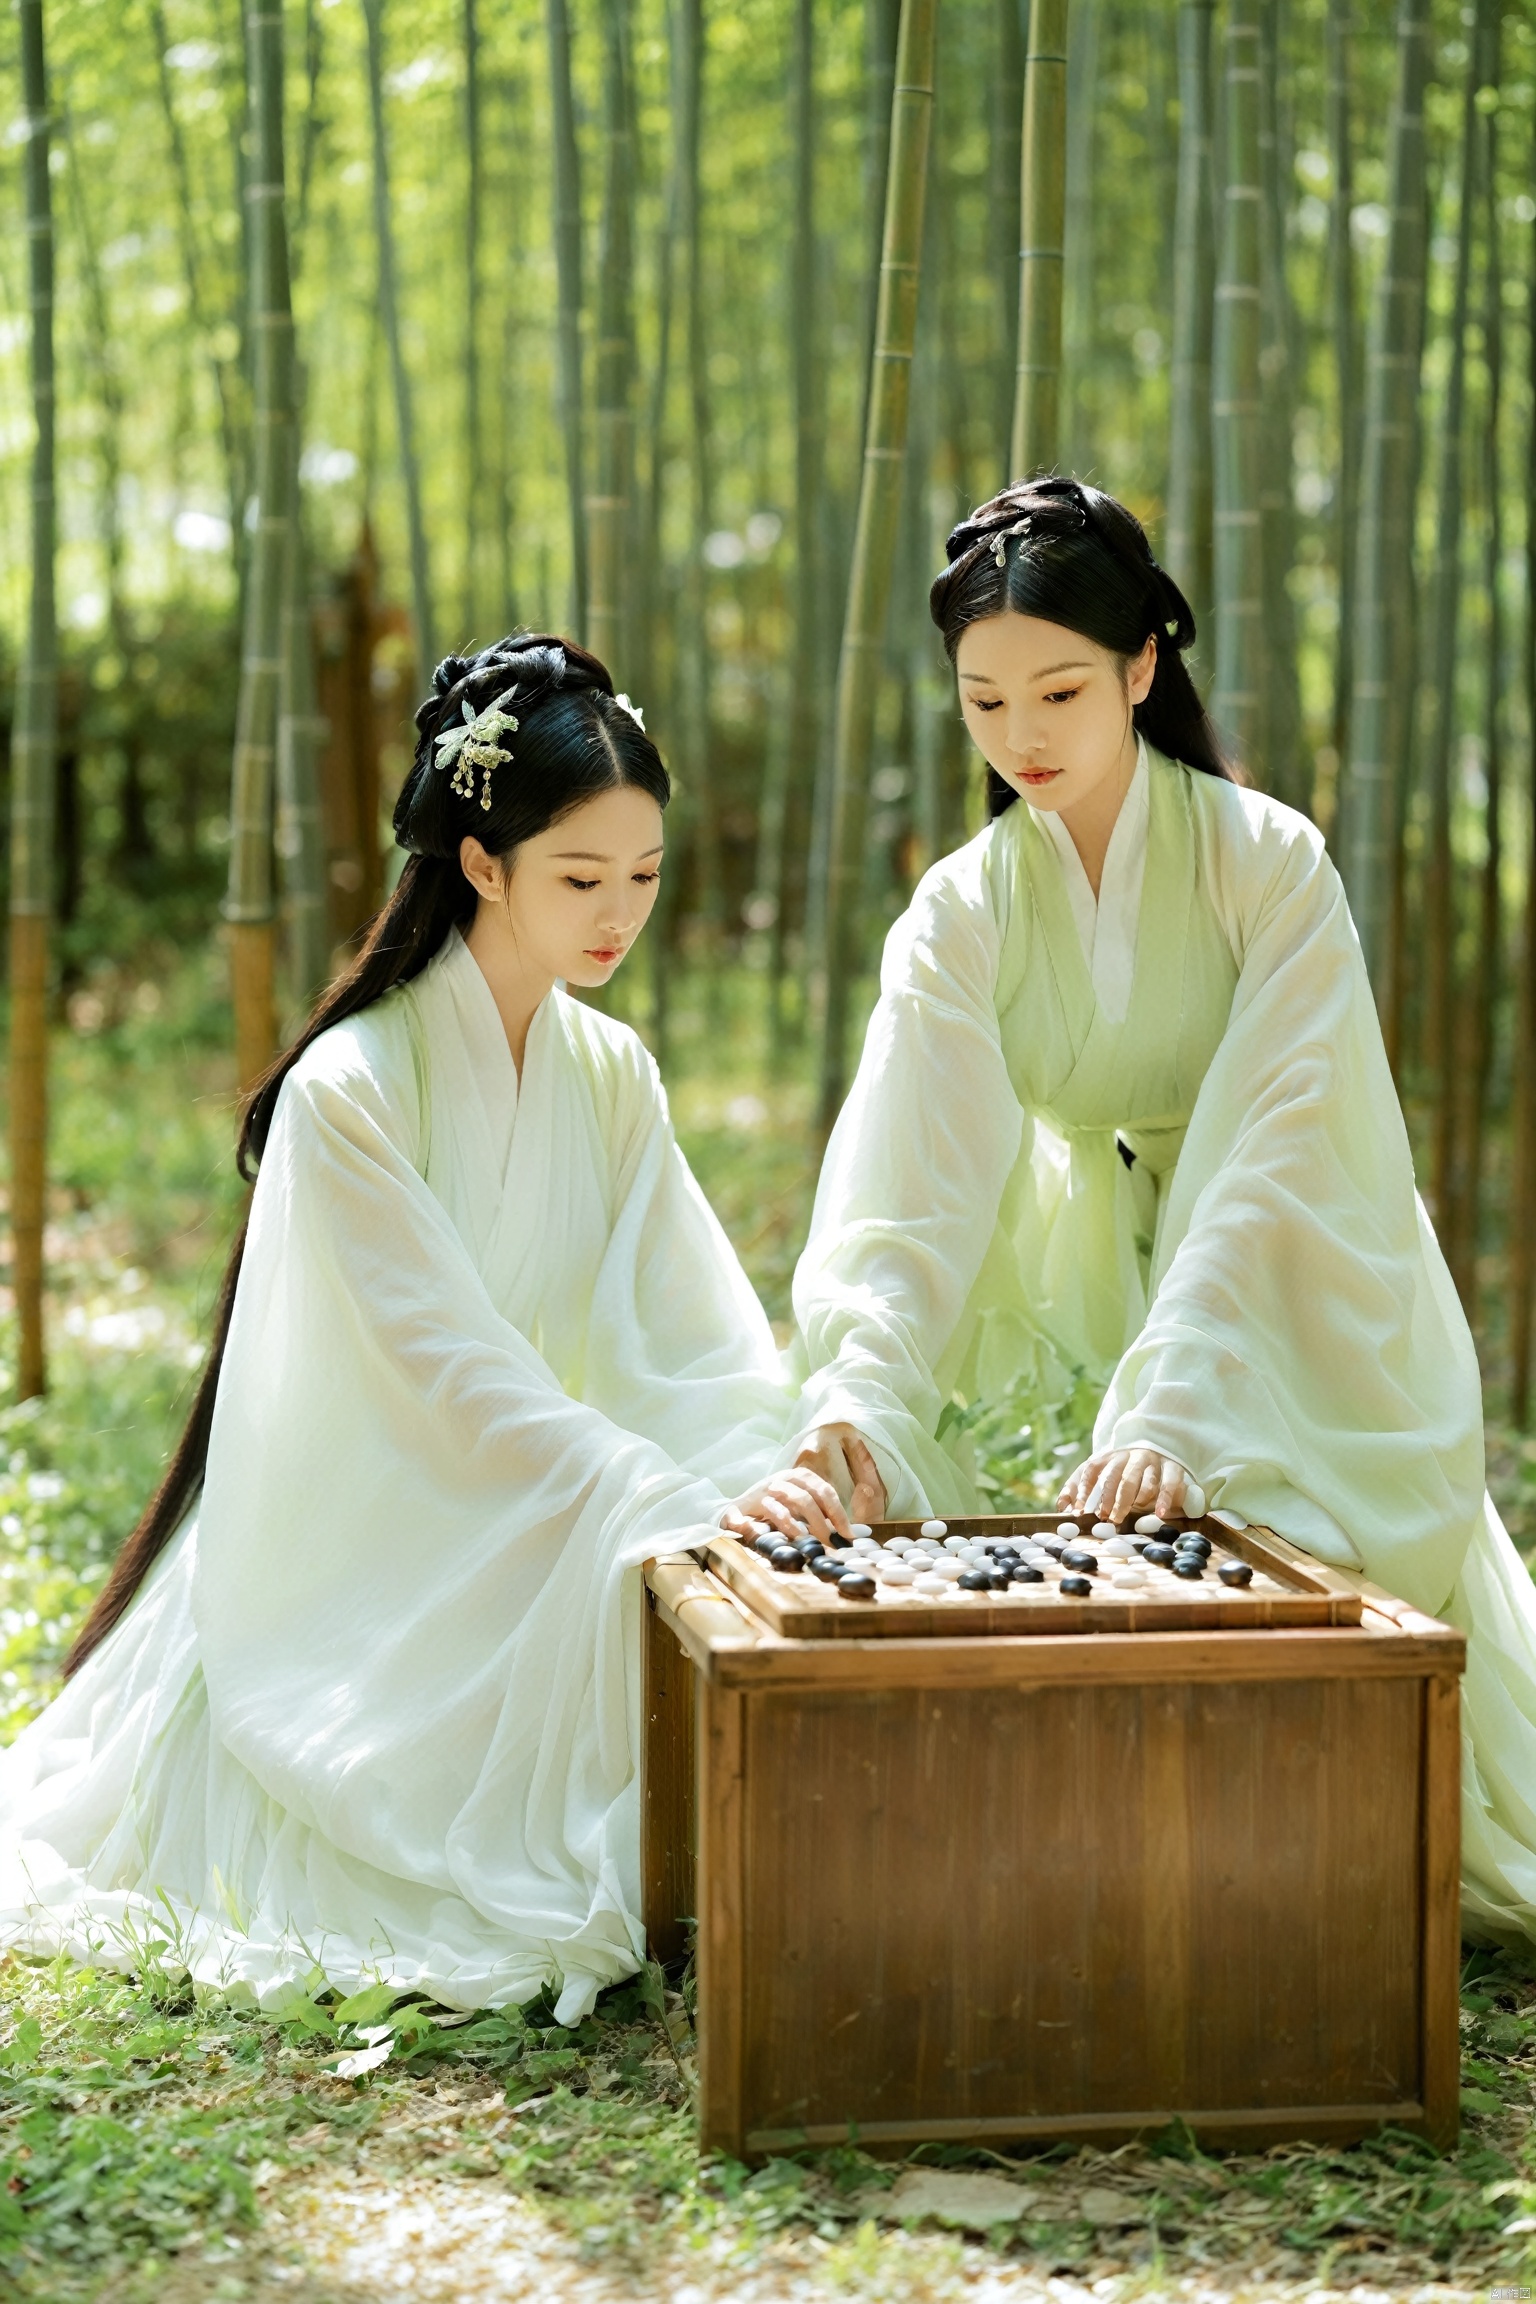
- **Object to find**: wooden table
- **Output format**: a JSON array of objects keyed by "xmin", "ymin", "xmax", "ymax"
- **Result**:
[{"xmin": 641, "ymin": 1519, "xmax": 1464, "ymax": 2161}]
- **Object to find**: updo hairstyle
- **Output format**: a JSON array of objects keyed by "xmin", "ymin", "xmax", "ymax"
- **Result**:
[{"xmin": 929, "ymin": 476, "xmax": 1232, "ymax": 815}]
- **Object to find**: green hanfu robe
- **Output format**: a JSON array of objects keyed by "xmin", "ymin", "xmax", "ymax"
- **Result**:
[{"xmin": 793, "ymin": 742, "xmax": 1536, "ymax": 1940}]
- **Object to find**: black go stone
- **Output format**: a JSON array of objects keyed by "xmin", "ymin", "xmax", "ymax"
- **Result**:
[
  {"xmin": 1059, "ymin": 1573, "xmax": 1092, "ymax": 1597},
  {"xmin": 809, "ymin": 1555, "xmax": 843, "ymax": 1582},
  {"xmin": 959, "ymin": 1570, "xmax": 993, "ymax": 1592},
  {"xmin": 770, "ymin": 1545, "xmax": 803, "ymax": 1573},
  {"xmin": 1219, "ymin": 1560, "xmax": 1254, "ymax": 1587},
  {"xmin": 1060, "ymin": 1548, "xmax": 1098, "ymax": 1573},
  {"xmin": 1172, "ymin": 1556, "xmax": 1204, "ymax": 1580},
  {"xmin": 1176, "ymin": 1534, "xmax": 1212, "ymax": 1558},
  {"xmin": 836, "ymin": 1572, "xmax": 877, "ymax": 1601},
  {"xmin": 1144, "ymin": 1543, "xmax": 1177, "ymax": 1568},
  {"xmin": 797, "ymin": 1536, "xmax": 824, "ymax": 1560},
  {"xmin": 753, "ymin": 1532, "xmax": 779, "ymax": 1559},
  {"xmin": 1012, "ymin": 1564, "xmax": 1045, "ymax": 1583},
  {"xmin": 1041, "ymin": 1540, "xmax": 1067, "ymax": 1560}
]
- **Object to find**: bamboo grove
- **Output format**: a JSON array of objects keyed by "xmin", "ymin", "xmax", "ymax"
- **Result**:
[{"xmin": 2, "ymin": 0, "xmax": 1536, "ymax": 1410}]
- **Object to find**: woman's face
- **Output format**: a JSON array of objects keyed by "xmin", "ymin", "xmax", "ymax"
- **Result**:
[
  {"xmin": 461, "ymin": 783, "xmax": 664, "ymax": 988},
  {"xmin": 954, "ymin": 610, "xmax": 1155, "ymax": 815}
]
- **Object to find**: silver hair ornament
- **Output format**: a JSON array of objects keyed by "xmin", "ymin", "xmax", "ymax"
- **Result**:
[
  {"xmin": 614, "ymin": 692, "xmax": 645, "ymax": 730},
  {"xmin": 433, "ymin": 684, "xmax": 521, "ymax": 812},
  {"xmin": 990, "ymin": 516, "xmax": 1033, "ymax": 568}
]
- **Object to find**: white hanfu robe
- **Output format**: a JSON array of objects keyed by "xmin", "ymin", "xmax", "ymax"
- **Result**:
[
  {"xmin": 793, "ymin": 743, "xmax": 1536, "ymax": 1942},
  {"xmin": 0, "ymin": 930, "xmax": 791, "ymax": 2020}
]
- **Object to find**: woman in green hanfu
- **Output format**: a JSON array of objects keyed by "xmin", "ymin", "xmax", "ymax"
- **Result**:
[{"xmin": 750, "ymin": 476, "xmax": 1536, "ymax": 1939}]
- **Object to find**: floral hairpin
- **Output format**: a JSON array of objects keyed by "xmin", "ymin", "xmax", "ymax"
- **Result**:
[
  {"xmin": 614, "ymin": 692, "xmax": 645, "ymax": 730},
  {"xmin": 433, "ymin": 684, "xmax": 521, "ymax": 813}
]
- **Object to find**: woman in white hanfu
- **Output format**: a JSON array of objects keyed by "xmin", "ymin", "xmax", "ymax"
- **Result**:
[
  {"xmin": 749, "ymin": 478, "xmax": 1536, "ymax": 1941},
  {"xmin": 0, "ymin": 636, "xmax": 804, "ymax": 2023}
]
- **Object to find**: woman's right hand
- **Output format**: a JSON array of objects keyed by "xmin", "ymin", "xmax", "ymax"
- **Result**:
[{"xmin": 718, "ymin": 1426, "xmax": 887, "ymax": 1547}]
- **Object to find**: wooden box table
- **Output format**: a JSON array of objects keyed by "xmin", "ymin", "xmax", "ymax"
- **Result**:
[{"xmin": 641, "ymin": 1514, "xmax": 1465, "ymax": 2160}]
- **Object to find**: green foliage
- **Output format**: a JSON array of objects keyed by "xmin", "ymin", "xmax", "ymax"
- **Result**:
[
  {"xmin": 939, "ymin": 1363, "xmax": 1103, "ymax": 1512},
  {"xmin": 4, "ymin": 1942, "xmax": 1536, "ymax": 2296}
]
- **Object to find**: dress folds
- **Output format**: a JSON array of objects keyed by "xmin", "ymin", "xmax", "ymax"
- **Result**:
[
  {"xmin": 0, "ymin": 931, "xmax": 792, "ymax": 2019},
  {"xmin": 793, "ymin": 746, "xmax": 1536, "ymax": 1941}
]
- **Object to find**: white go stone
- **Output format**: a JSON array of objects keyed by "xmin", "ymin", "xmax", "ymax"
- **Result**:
[
  {"xmin": 1101, "ymin": 1537, "xmax": 1134, "ymax": 1559},
  {"xmin": 915, "ymin": 1537, "xmax": 945, "ymax": 1555},
  {"xmin": 1184, "ymin": 1481, "xmax": 1207, "ymax": 1517},
  {"xmin": 920, "ymin": 1519, "xmax": 948, "ymax": 1538},
  {"xmin": 886, "ymin": 1535, "xmax": 915, "ymax": 1554},
  {"xmin": 849, "ymin": 1523, "xmax": 873, "ymax": 1539},
  {"xmin": 1055, "ymin": 1522, "xmax": 1078, "ymax": 1539},
  {"xmin": 913, "ymin": 1572, "xmax": 948, "ymax": 1594},
  {"xmin": 931, "ymin": 1557, "xmax": 963, "ymax": 1581},
  {"xmin": 880, "ymin": 1560, "xmax": 916, "ymax": 1584},
  {"xmin": 1134, "ymin": 1514, "xmax": 1164, "ymax": 1536},
  {"xmin": 943, "ymin": 1535, "xmax": 969, "ymax": 1554},
  {"xmin": 1091, "ymin": 1520, "xmax": 1118, "ymax": 1540},
  {"xmin": 1111, "ymin": 1567, "xmax": 1146, "ymax": 1588},
  {"xmin": 851, "ymin": 1537, "xmax": 881, "ymax": 1556}
]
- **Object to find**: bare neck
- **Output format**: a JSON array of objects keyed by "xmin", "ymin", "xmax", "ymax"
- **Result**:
[
  {"xmin": 1052, "ymin": 730, "xmax": 1139, "ymax": 898},
  {"xmin": 462, "ymin": 909, "xmax": 554, "ymax": 1076}
]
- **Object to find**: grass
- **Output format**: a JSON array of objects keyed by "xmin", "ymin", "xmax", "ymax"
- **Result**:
[{"xmin": 2, "ymin": 945, "xmax": 1536, "ymax": 2299}]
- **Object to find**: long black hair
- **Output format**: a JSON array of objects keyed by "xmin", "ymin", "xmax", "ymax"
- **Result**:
[
  {"xmin": 66, "ymin": 634, "xmax": 668, "ymax": 1676},
  {"xmin": 929, "ymin": 475, "xmax": 1234, "ymax": 815}
]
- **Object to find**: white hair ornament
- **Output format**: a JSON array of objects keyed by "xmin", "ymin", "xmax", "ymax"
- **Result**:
[{"xmin": 433, "ymin": 684, "xmax": 521, "ymax": 812}]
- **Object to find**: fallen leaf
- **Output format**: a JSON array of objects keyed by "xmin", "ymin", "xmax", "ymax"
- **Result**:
[
  {"xmin": 1079, "ymin": 2185, "xmax": 1148, "ymax": 2229},
  {"xmin": 330, "ymin": 2039, "xmax": 394, "ymax": 2080},
  {"xmin": 872, "ymin": 2168, "xmax": 1034, "ymax": 2231}
]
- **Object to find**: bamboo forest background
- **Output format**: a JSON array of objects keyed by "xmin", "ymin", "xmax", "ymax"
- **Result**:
[{"xmin": 2, "ymin": 0, "xmax": 1536, "ymax": 1406}]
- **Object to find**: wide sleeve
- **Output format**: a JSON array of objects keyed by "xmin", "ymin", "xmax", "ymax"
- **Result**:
[
  {"xmin": 790, "ymin": 837, "xmax": 1027, "ymax": 1513},
  {"xmin": 580, "ymin": 1027, "xmax": 794, "ymax": 1492},
  {"xmin": 1096, "ymin": 791, "xmax": 1485, "ymax": 1616},
  {"xmin": 191, "ymin": 1018, "xmax": 740, "ymax": 1934}
]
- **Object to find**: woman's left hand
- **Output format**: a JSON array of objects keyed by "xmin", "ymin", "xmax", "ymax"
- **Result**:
[{"xmin": 1057, "ymin": 1447, "xmax": 1202, "ymax": 1525}]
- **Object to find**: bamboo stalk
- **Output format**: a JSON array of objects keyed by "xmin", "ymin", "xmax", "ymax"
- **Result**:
[
  {"xmin": 1459, "ymin": 42, "xmax": 1501, "ymax": 1318},
  {"xmin": 463, "ymin": 0, "xmax": 483, "ymax": 641},
  {"xmin": 277, "ymin": 419, "xmax": 330, "ymax": 1013},
  {"xmin": 675, "ymin": 0, "xmax": 723, "ymax": 949},
  {"xmin": 294, "ymin": 0, "xmax": 324, "ymax": 264},
  {"xmin": 148, "ymin": 0, "xmax": 246, "ymax": 553},
  {"xmin": 588, "ymin": 0, "xmax": 636, "ymax": 679},
  {"xmin": 816, "ymin": 0, "xmax": 938, "ymax": 1136},
  {"xmin": 362, "ymin": 0, "xmax": 434, "ymax": 692},
  {"xmin": 1422, "ymin": 11, "xmax": 1484, "ymax": 1246},
  {"xmin": 1511, "ymin": 152, "xmax": 1536, "ymax": 1421},
  {"xmin": 1011, "ymin": 0, "xmax": 1068, "ymax": 478},
  {"xmin": 1167, "ymin": 0, "xmax": 1216, "ymax": 638},
  {"xmin": 9, "ymin": 0, "xmax": 57, "ymax": 1401},
  {"xmin": 857, "ymin": 0, "xmax": 901, "ymax": 457},
  {"xmin": 989, "ymin": 0, "xmax": 1025, "ymax": 467},
  {"xmin": 225, "ymin": 0, "xmax": 297, "ymax": 1093},
  {"xmin": 546, "ymin": 0, "xmax": 588, "ymax": 637},
  {"xmin": 768, "ymin": 0, "xmax": 824, "ymax": 1054},
  {"xmin": 1326, "ymin": 0, "xmax": 1358, "ymax": 782},
  {"xmin": 1060, "ymin": 0, "xmax": 1099, "ymax": 474},
  {"xmin": 1341, "ymin": 0, "xmax": 1432, "ymax": 1002},
  {"xmin": 1211, "ymin": 0, "xmax": 1263, "ymax": 776},
  {"xmin": 1257, "ymin": 0, "xmax": 1300, "ymax": 807}
]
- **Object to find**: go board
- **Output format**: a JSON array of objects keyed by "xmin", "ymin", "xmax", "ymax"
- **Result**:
[{"xmin": 704, "ymin": 1510, "xmax": 1362, "ymax": 1640}]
